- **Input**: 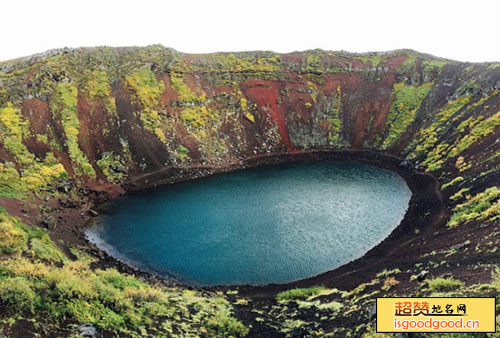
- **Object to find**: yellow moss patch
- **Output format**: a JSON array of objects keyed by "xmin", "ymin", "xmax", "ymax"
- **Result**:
[
  {"xmin": 125, "ymin": 69, "xmax": 167, "ymax": 142},
  {"xmin": 51, "ymin": 84, "xmax": 95, "ymax": 178},
  {"xmin": 448, "ymin": 187, "xmax": 500, "ymax": 227},
  {"xmin": 244, "ymin": 112, "xmax": 255, "ymax": 123},
  {"xmin": 80, "ymin": 70, "xmax": 117, "ymax": 115}
]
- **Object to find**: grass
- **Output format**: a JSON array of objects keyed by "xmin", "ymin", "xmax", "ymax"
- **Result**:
[
  {"xmin": 441, "ymin": 176, "xmax": 464, "ymax": 190},
  {"xmin": 381, "ymin": 277, "xmax": 399, "ymax": 291},
  {"xmin": 448, "ymin": 187, "xmax": 500, "ymax": 227},
  {"xmin": 0, "ymin": 103, "xmax": 34, "ymax": 166},
  {"xmin": 80, "ymin": 70, "xmax": 117, "ymax": 115},
  {"xmin": 51, "ymin": 83, "xmax": 95, "ymax": 177},
  {"xmin": 276, "ymin": 286, "xmax": 325, "ymax": 302},
  {"xmin": 483, "ymin": 151, "xmax": 500, "ymax": 163},
  {"xmin": 450, "ymin": 188, "xmax": 470, "ymax": 202},
  {"xmin": 176, "ymin": 53, "xmax": 281, "ymax": 75},
  {"xmin": 96, "ymin": 152, "xmax": 127, "ymax": 183},
  {"xmin": 382, "ymin": 82, "xmax": 432, "ymax": 149},
  {"xmin": 180, "ymin": 106, "xmax": 215, "ymax": 129},
  {"xmin": 428, "ymin": 277, "xmax": 465, "ymax": 293},
  {"xmin": 170, "ymin": 72, "xmax": 204, "ymax": 103},
  {"xmin": 176, "ymin": 145, "xmax": 190, "ymax": 161},
  {"xmin": 327, "ymin": 86, "xmax": 342, "ymax": 146},
  {"xmin": 125, "ymin": 69, "xmax": 167, "ymax": 142},
  {"xmin": 0, "ymin": 209, "xmax": 248, "ymax": 336},
  {"xmin": 448, "ymin": 111, "xmax": 500, "ymax": 158},
  {"xmin": 0, "ymin": 162, "xmax": 25, "ymax": 199},
  {"xmin": 0, "ymin": 105, "xmax": 66, "ymax": 195},
  {"xmin": 408, "ymin": 94, "xmax": 471, "ymax": 161},
  {"xmin": 376, "ymin": 268, "xmax": 401, "ymax": 279}
]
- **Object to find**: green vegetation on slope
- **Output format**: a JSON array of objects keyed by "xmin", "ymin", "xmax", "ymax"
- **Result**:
[
  {"xmin": 51, "ymin": 83, "xmax": 95, "ymax": 177},
  {"xmin": 0, "ymin": 209, "xmax": 248, "ymax": 337},
  {"xmin": 428, "ymin": 277, "xmax": 465, "ymax": 293},
  {"xmin": 448, "ymin": 111, "xmax": 500, "ymax": 158},
  {"xmin": 441, "ymin": 176, "xmax": 464, "ymax": 190},
  {"xmin": 408, "ymin": 94, "xmax": 472, "ymax": 162},
  {"xmin": 448, "ymin": 187, "xmax": 500, "ymax": 227},
  {"xmin": 326, "ymin": 86, "xmax": 343, "ymax": 146},
  {"xmin": 0, "ymin": 104, "xmax": 66, "ymax": 196},
  {"xmin": 96, "ymin": 152, "xmax": 128, "ymax": 183},
  {"xmin": 0, "ymin": 103, "xmax": 34, "ymax": 166},
  {"xmin": 277, "ymin": 286, "xmax": 325, "ymax": 302},
  {"xmin": 80, "ymin": 70, "xmax": 117, "ymax": 115},
  {"xmin": 382, "ymin": 82, "xmax": 432, "ymax": 149},
  {"xmin": 124, "ymin": 69, "xmax": 167, "ymax": 142}
]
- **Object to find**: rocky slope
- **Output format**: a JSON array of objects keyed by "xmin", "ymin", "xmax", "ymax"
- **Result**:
[{"xmin": 0, "ymin": 45, "xmax": 499, "ymax": 337}]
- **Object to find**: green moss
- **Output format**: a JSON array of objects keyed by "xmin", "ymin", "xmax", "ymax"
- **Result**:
[
  {"xmin": 448, "ymin": 187, "xmax": 500, "ymax": 227},
  {"xmin": 80, "ymin": 70, "xmax": 116, "ymax": 115},
  {"xmin": 244, "ymin": 112, "xmax": 255, "ymax": 123},
  {"xmin": 0, "ymin": 104, "xmax": 67, "ymax": 194},
  {"xmin": 421, "ymin": 60, "xmax": 447, "ymax": 77},
  {"xmin": 421, "ymin": 143, "xmax": 449, "ymax": 172},
  {"xmin": 170, "ymin": 72, "xmax": 221, "ymax": 139},
  {"xmin": 441, "ymin": 176, "xmax": 464, "ymax": 190},
  {"xmin": 205, "ymin": 315, "xmax": 249, "ymax": 337},
  {"xmin": 326, "ymin": 86, "xmax": 342, "ymax": 146},
  {"xmin": 400, "ymin": 53, "xmax": 418, "ymax": 70},
  {"xmin": 0, "ymin": 276, "xmax": 36, "ymax": 313},
  {"xmin": 419, "ymin": 109, "xmax": 500, "ymax": 172},
  {"xmin": 455, "ymin": 156, "xmax": 472, "ymax": 172},
  {"xmin": 124, "ymin": 69, "xmax": 168, "ymax": 143},
  {"xmin": 0, "ymin": 103, "xmax": 35, "ymax": 166},
  {"xmin": 428, "ymin": 277, "xmax": 464, "ymax": 292},
  {"xmin": 96, "ymin": 152, "xmax": 127, "ymax": 183},
  {"xmin": 170, "ymin": 72, "xmax": 204, "ymax": 103},
  {"xmin": 180, "ymin": 106, "xmax": 215, "ymax": 129},
  {"xmin": 0, "ymin": 162, "xmax": 25, "ymax": 199},
  {"xmin": 0, "ymin": 208, "xmax": 63, "ymax": 261},
  {"xmin": 483, "ymin": 151, "xmax": 500, "ymax": 163},
  {"xmin": 21, "ymin": 153, "xmax": 67, "ymax": 190},
  {"xmin": 376, "ymin": 268, "xmax": 401, "ymax": 278},
  {"xmin": 36, "ymin": 133, "xmax": 48, "ymax": 144},
  {"xmin": 455, "ymin": 116, "xmax": 483, "ymax": 134},
  {"xmin": 356, "ymin": 55, "xmax": 382, "ymax": 68},
  {"xmin": 382, "ymin": 82, "xmax": 432, "ymax": 149},
  {"xmin": 51, "ymin": 83, "xmax": 95, "ymax": 178},
  {"xmin": 240, "ymin": 97, "xmax": 248, "ymax": 111},
  {"xmin": 0, "ymin": 211, "xmax": 28, "ymax": 254},
  {"xmin": 0, "ymin": 210, "xmax": 248, "ymax": 336},
  {"xmin": 408, "ymin": 94, "xmax": 472, "ymax": 160},
  {"xmin": 68, "ymin": 246, "xmax": 98, "ymax": 264},
  {"xmin": 302, "ymin": 54, "xmax": 322, "ymax": 73},
  {"xmin": 307, "ymin": 81, "xmax": 318, "ymax": 102},
  {"xmin": 450, "ymin": 188, "xmax": 470, "ymax": 202},
  {"xmin": 277, "ymin": 286, "xmax": 325, "ymax": 302},
  {"xmin": 30, "ymin": 235, "xmax": 66, "ymax": 263},
  {"xmin": 448, "ymin": 111, "xmax": 500, "ymax": 158},
  {"xmin": 182, "ymin": 53, "xmax": 281, "ymax": 75},
  {"xmin": 175, "ymin": 145, "xmax": 190, "ymax": 161}
]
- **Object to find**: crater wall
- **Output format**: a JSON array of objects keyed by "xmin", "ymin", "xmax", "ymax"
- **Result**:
[{"xmin": 0, "ymin": 45, "xmax": 499, "ymax": 337}]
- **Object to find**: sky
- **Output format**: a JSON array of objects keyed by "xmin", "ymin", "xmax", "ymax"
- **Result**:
[{"xmin": 2, "ymin": 0, "xmax": 499, "ymax": 63}]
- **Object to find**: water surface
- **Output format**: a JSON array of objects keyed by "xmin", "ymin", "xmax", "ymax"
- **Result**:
[{"xmin": 87, "ymin": 161, "xmax": 411, "ymax": 286}]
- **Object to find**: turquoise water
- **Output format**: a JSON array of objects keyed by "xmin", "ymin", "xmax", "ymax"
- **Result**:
[{"xmin": 87, "ymin": 161, "xmax": 411, "ymax": 286}]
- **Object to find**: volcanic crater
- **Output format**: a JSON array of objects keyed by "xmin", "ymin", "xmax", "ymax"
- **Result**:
[{"xmin": 0, "ymin": 46, "xmax": 499, "ymax": 337}]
